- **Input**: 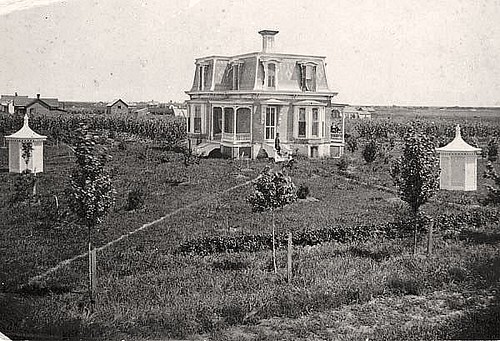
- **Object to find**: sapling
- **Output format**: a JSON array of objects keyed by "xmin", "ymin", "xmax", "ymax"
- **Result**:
[
  {"xmin": 247, "ymin": 168, "xmax": 297, "ymax": 273},
  {"xmin": 391, "ymin": 129, "xmax": 440, "ymax": 255}
]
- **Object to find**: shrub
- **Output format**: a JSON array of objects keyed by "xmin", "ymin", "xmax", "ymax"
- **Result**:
[
  {"xmin": 487, "ymin": 138, "xmax": 498, "ymax": 161},
  {"xmin": 362, "ymin": 139, "xmax": 378, "ymax": 163},
  {"xmin": 10, "ymin": 170, "xmax": 36, "ymax": 205},
  {"xmin": 126, "ymin": 186, "xmax": 145, "ymax": 211},
  {"xmin": 483, "ymin": 162, "xmax": 500, "ymax": 205},
  {"xmin": 296, "ymin": 184, "xmax": 310, "ymax": 199},
  {"xmin": 337, "ymin": 154, "xmax": 350, "ymax": 172},
  {"xmin": 346, "ymin": 135, "xmax": 358, "ymax": 153}
]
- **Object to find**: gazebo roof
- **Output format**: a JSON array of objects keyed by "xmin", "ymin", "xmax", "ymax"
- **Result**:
[
  {"xmin": 5, "ymin": 114, "xmax": 47, "ymax": 141},
  {"xmin": 436, "ymin": 125, "xmax": 481, "ymax": 152}
]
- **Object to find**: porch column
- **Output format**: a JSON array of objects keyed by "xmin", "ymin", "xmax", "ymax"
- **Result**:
[
  {"xmin": 233, "ymin": 106, "xmax": 237, "ymax": 139},
  {"xmin": 221, "ymin": 106, "xmax": 225, "ymax": 138}
]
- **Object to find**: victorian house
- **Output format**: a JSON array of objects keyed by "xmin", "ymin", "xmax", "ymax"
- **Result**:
[{"xmin": 185, "ymin": 30, "xmax": 345, "ymax": 159}]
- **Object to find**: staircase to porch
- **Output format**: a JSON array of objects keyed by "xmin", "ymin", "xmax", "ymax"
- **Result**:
[{"xmin": 193, "ymin": 141, "xmax": 221, "ymax": 157}]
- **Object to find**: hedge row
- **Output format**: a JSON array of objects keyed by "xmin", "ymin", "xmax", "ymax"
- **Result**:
[
  {"xmin": 177, "ymin": 224, "xmax": 386, "ymax": 256},
  {"xmin": 178, "ymin": 209, "xmax": 500, "ymax": 256}
]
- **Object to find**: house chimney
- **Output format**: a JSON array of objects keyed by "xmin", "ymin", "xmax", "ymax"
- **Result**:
[
  {"xmin": 258, "ymin": 30, "xmax": 279, "ymax": 53},
  {"xmin": 37, "ymin": 93, "xmax": 40, "ymax": 99}
]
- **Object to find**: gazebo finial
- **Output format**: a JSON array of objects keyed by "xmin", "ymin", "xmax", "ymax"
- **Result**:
[
  {"xmin": 24, "ymin": 113, "xmax": 29, "ymax": 127},
  {"xmin": 455, "ymin": 124, "xmax": 461, "ymax": 138}
]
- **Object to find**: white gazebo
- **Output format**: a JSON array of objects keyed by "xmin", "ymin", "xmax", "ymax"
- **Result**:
[
  {"xmin": 5, "ymin": 114, "xmax": 47, "ymax": 173},
  {"xmin": 436, "ymin": 125, "xmax": 481, "ymax": 191}
]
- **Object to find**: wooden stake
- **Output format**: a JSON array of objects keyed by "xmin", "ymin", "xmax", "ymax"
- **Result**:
[{"xmin": 287, "ymin": 232, "xmax": 293, "ymax": 283}]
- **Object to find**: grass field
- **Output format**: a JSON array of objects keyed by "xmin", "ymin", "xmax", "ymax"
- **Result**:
[{"xmin": 1, "ymin": 114, "xmax": 499, "ymax": 340}]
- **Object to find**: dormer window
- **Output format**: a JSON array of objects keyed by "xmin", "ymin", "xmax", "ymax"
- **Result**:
[
  {"xmin": 261, "ymin": 59, "xmax": 279, "ymax": 89},
  {"xmin": 299, "ymin": 62, "xmax": 317, "ymax": 91},
  {"xmin": 231, "ymin": 61, "xmax": 243, "ymax": 90},
  {"xmin": 267, "ymin": 63, "xmax": 276, "ymax": 88},
  {"xmin": 198, "ymin": 64, "xmax": 209, "ymax": 91}
]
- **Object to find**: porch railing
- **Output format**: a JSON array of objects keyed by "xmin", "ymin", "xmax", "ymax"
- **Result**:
[
  {"xmin": 222, "ymin": 132, "xmax": 251, "ymax": 142},
  {"xmin": 331, "ymin": 132, "xmax": 343, "ymax": 142}
]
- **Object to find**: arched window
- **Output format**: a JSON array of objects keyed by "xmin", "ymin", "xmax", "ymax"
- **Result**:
[{"xmin": 236, "ymin": 108, "xmax": 251, "ymax": 133}]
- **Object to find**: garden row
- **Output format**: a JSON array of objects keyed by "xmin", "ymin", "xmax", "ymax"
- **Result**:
[{"xmin": 177, "ymin": 208, "xmax": 500, "ymax": 256}]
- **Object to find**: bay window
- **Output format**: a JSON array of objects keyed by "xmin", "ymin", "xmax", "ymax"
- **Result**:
[
  {"xmin": 194, "ymin": 105, "xmax": 201, "ymax": 133},
  {"xmin": 298, "ymin": 108, "xmax": 306, "ymax": 137},
  {"xmin": 311, "ymin": 108, "xmax": 319, "ymax": 137}
]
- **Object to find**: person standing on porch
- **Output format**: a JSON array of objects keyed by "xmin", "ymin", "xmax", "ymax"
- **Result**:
[{"xmin": 275, "ymin": 133, "xmax": 281, "ymax": 156}]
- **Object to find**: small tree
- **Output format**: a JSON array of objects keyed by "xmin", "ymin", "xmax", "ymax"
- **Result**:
[
  {"xmin": 391, "ymin": 130, "xmax": 440, "ymax": 254},
  {"xmin": 483, "ymin": 162, "xmax": 500, "ymax": 205},
  {"xmin": 68, "ymin": 124, "xmax": 114, "ymax": 304},
  {"xmin": 362, "ymin": 139, "xmax": 378, "ymax": 163},
  {"xmin": 247, "ymin": 168, "xmax": 297, "ymax": 273}
]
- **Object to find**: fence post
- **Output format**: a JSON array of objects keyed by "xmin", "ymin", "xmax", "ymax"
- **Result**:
[
  {"xmin": 89, "ymin": 246, "xmax": 97, "ymax": 306},
  {"xmin": 287, "ymin": 232, "xmax": 293, "ymax": 283}
]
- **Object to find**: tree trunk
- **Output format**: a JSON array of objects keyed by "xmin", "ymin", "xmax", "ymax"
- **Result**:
[
  {"xmin": 413, "ymin": 207, "xmax": 418, "ymax": 255},
  {"xmin": 272, "ymin": 211, "xmax": 277, "ymax": 274},
  {"xmin": 427, "ymin": 221, "xmax": 433, "ymax": 256},
  {"xmin": 88, "ymin": 225, "xmax": 96, "ymax": 310}
]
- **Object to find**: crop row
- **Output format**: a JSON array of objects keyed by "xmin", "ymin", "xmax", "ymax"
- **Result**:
[
  {"xmin": 0, "ymin": 113, "xmax": 186, "ymax": 146},
  {"xmin": 351, "ymin": 119, "xmax": 500, "ymax": 142}
]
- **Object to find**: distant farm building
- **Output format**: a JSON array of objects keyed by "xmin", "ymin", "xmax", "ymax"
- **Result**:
[
  {"xmin": 186, "ymin": 30, "xmax": 346, "ymax": 159},
  {"xmin": 106, "ymin": 99, "xmax": 129, "ymax": 115},
  {"xmin": 436, "ymin": 125, "xmax": 481, "ymax": 191},
  {"xmin": 343, "ymin": 106, "xmax": 374, "ymax": 119},
  {"xmin": 0, "ymin": 93, "xmax": 65, "ymax": 115}
]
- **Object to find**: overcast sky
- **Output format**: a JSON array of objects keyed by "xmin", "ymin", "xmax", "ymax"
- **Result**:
[{"xmin": 1, "ymin": 0, "xmax": 499, "ymax": 106}]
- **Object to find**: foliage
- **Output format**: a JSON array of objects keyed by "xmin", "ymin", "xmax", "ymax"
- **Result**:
[
  {"xmin": 391, "ymin": 130, "xmax": 440, "ymax": 215},
  {"xmin": 247, "ymin": 168, "xmax": 297, "ymax": 212},
  {"xmin": 362, "ymin": 139, "xmax": 378, "ymax": 163},
  {"xmin": 487, "ymin": 138, "xmax": 498, "ymax": 162},
  {"xmin": 67, "ymin": 124, "xmax": 114, "ymax": 228},
  {"xmin": 9, "ymin": 170, "xmax": 36, "ymax": 205},
  {"xmin": 346, "ymin": 135, "xmax": 358, "ymax": 153},
  {"xmin": 21, "ymin": 141, "xmax": 33, "ymax": 167},
  {"xmin": 296, "ymin": 184, "xmax": 310, "ymax": 199},
  {"xmin": 337, "ymin": 154, "xmax": 350, "ymax": 172},
  {"xmin": 126, "ymin": 186, "xmax": 145, "ymax": 211},
  {"xmin": 483, "ymin": 162, "xmax": 500, "ymax": 205}
]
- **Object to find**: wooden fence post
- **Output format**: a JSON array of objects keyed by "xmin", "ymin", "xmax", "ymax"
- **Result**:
[
  {"xmin": 287, "ymin": 232, "xmax": 293, "ymax": 283},
  {"xmin": 89, "ymin": 246, "xmax": 97, "ymax": 305}
]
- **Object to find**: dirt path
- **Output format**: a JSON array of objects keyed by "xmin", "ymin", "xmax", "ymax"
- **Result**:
[{"xmin": 28, "ymin": 175, "xmax": 259, "ymax": 285}]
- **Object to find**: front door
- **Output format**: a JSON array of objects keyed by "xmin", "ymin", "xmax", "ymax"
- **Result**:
[{"xmin": 265, "ymin": 106, "xmax": 277, "ymax": 140}]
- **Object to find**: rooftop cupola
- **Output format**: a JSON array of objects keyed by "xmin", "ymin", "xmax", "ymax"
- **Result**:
[{"xmin": 258, "ymin": 30, "xmax": 279, "ymax": 53}]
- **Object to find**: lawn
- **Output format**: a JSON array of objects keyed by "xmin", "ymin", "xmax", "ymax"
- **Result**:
[{"xmin": 0, "ymin": 127, "xmax": 499, "ymax": 340}]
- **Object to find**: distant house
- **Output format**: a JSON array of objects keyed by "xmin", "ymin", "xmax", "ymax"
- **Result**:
[
  {"xmin": 106, "ymin": 99, "xmax": 129, "ymax": 115},
  {"xmin": 0, "ymin": 93, "xmax": 65, "ymax": 115}
]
